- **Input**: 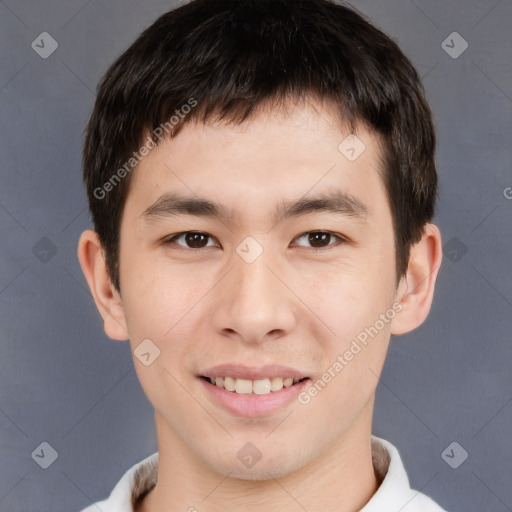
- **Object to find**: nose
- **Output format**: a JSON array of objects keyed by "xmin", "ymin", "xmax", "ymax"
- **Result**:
[{"xmin": 210, "ymin": 246, "xmax": 297, "ymax": 345}]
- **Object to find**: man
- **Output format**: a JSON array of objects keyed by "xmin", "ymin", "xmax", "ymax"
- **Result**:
[{"xmin": 77, "ymin": 0, "xmax": 447, "ymax": 510}]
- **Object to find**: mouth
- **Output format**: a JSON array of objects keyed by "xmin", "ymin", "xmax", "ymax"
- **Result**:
[
  {"xmin": 197, "ymin": 364, "xmax": 312, "ymax": 417},
  {"xmin": 198, "ymin": 373, "xmax": 311, "ymax": 417},
  {"xmin": 200, "ymin": 375, "xmax": 310, "ymax": 396}
]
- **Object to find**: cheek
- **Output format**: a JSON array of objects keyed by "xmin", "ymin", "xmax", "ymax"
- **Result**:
[
  {"xmin": 120, "ymin": 250, "xmax": 205, "ymax": 338},
  {"xmin": 302, "ymin": 261, "xmax": 396, "ymax": 401},
  {"xmin": 300, "ymin": 276, "xmax": 394, "ymax": 429},
  {"xmin": 305, "ymin": 261, "xmax": 392, "ymax": 337},
  {"xmin": 122, "ymin": 270, "xmax": 201, "ymax": 402}
]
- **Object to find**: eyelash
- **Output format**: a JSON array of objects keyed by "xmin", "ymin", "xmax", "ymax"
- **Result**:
[{"xmin": 162, "ymin": 231, "xmax": 348, "ymax": 253}]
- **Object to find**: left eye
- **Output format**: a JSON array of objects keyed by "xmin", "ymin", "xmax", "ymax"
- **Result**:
[{"xmin": 294, "ymin": 231, "xmax": 345, "ymax": 249}]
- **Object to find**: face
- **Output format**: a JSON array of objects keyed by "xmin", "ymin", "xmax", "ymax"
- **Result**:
[{"xmin": 116, "ymin": 101, "xmax": 401, "ymax": 479}]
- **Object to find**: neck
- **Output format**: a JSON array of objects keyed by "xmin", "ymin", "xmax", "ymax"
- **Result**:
[{"xmin": 136, "ymin": 404, "xmax": 378, "ymax": 512}]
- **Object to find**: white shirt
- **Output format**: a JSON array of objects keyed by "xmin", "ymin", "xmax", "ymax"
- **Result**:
[{"xmin": 79, "ymin": 436, "xmax": 449, "ymax": 511}]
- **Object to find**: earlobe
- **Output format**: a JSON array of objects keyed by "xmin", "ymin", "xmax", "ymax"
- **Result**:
[
  {"xmin": 390, "ymin": 223, "xmax": 443, "ymax": 336},
  {"xmin": 77, "ymin": 229, "xmax": 129, "ymax": 341}
]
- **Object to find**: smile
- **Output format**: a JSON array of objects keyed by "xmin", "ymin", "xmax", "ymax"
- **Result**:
[
  {"xmin": 199, "ymin": 374, "xmax": 311, "ymax": 417},
  {"xmin": 201, "ymin": 376, "xmax": 308, "ymax": 395}
]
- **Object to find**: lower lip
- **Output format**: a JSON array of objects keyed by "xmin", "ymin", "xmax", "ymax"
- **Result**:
[{"xmin": 199, "ymin": 377, "xmax": 310, "ymax": 417}]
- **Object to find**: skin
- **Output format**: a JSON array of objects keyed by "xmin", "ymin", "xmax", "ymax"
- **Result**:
[{"xmin": 78, "ymin": 99, "xmax": 442, "ymax": 512}]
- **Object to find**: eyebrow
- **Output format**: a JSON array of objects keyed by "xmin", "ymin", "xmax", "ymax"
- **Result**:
[{"xmin": 140, "ymin": 190, "xmax": 369, "ymax": 225}]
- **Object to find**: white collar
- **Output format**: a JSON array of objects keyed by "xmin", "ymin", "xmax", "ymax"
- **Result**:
[{"xmin": 80, "ymin": 436, "xmax": 448, "ymax": 512}]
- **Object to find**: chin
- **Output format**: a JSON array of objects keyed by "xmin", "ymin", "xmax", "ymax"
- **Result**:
[{"xmin": 206, "ymin": 452, "xmax": 301, "ymax": 481}]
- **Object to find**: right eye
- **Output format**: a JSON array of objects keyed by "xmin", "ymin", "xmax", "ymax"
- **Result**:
[{"xmin": 162, "ymin": 231, "xmax": 220, "ymax": 251}]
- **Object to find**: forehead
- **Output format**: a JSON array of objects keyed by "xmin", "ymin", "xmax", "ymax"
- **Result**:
[{"xmin": 124, "ymin": 101, "xmax": 388, "ymax": 226}]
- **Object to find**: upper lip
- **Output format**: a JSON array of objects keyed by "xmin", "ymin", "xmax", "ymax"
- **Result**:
[{"xmin": 200, "ymin": 364, "xmax": 310, "ymax": 380}]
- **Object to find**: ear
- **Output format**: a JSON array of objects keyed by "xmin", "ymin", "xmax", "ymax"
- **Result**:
[
  {"xmin": 77, "ymin": 229, "xmax": 129, "ymax": 341},
  {"xmin": 390, "ymin": 223, "xmax": 443, "ymax": 336}
]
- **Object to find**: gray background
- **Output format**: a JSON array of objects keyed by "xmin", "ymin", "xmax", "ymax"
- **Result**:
[{"xmin": 0, "ymin": 0, "xmax": 511, "ymax": 511}]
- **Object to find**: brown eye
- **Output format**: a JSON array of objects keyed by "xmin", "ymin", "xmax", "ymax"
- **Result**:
[
  {"xmin": 183, "ymin": 232, "xmax": 210, "ymax": 248},
  {"xmin": 164, "ymin": 231, "xmax": 217, "ymax": 250},
  {"xmin": 308, "ymin": 232, "xmax": 332, "ymax": 248},
  {"xmin": 295, "ymin": 231, "xmax": 345, "ymax": 249}
]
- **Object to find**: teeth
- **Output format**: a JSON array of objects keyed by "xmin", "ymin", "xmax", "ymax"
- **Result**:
[
  {"xmin": 206, "ymin": 376, "xmax": 304, "ymax": 395},
  {"xmin": 253, "ymin": 379, "xmax": 271, "ymax": 395},
  {"xmin": 235, "ymin": 378, "xmax": 253, "ymax": 394},
  {"xmin": 270, "ymin": 377, "xmax": 283, "ymax": 392},
  {"xmin": 223, "ymin": 376, "xmax": 235, "ymax": 391}
]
